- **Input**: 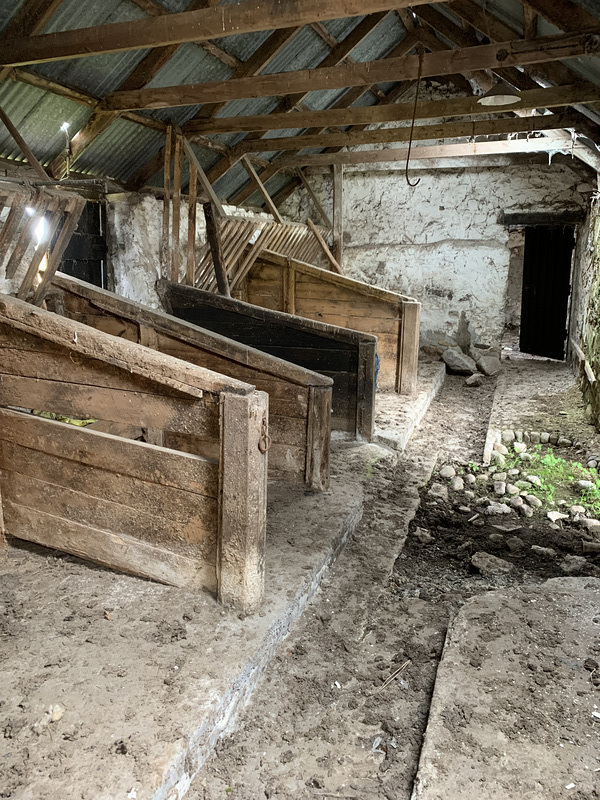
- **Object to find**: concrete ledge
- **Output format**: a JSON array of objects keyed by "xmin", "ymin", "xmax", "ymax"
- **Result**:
[{"xmin": 373, "ymin": 362, "xmax": 446, "ymax": 452}]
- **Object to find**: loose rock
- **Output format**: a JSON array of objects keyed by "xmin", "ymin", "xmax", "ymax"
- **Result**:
[
  {"xmin": 413, "ymin": 527, "xmax": 434, "ymax": 544},
  {"xmin": 531, "ymin": 545, "xmax": 557, "ymax": 558},
  {"xmin": 526, "ymin": 475, "xmax": 542, "ymax": 487},
  {"xmin": 506, "ymin": 483, "xmax": 520, "ymax": 495},
  {"xmin": 514, "ymin": 442, "xmax": 527, "ymax": 454},
  {"xmin": 493, "ymin": 442, "xmax": 509, "ymax": 455},
  {"xmin": 540, "ymin": 432, "xmax": 550, "ymax": 443},
  {"xmin": 464, "ymin": 474, "xmax": 476, "ymax": 486},
  {"xmin": 471, "ymin": 551, "xmax": 513, "ymax": 576},
  {"xmin": 450, "ymin": 476, "xmax": 464, "ymax": 491},
  {"xmin": 547, "ymin": 511, "xmax": 568, "ymax": 523},
  {"xmin": 428, "ymin": 483, "xmax": 448, "ymax": 501},
  {"xmin": 560, "ymin": 555, "xmax": 588, "ymax": 575},
  {"xmin": 493, "ymin": 481, "xmax": 506, "ymax": 496},
  {"xmin": 477, "ymin": 355, "xmax": 502, "ymax": 377},
  {"xmin": 506, "ymin": 536, "xmax": 524, "ymax": 552},
  {"xmin": 484, "ymin": 502, "xmax": 512, "ymax": 516},
  {"xmin": 525, "ymin": 494, "xmax": 542, "ymax": 508},
  {"xmin": 501, "ymin": 430, "xmax": 515, "ymax": 443},
  {"xmin": 576, "ymin": 480, "xmax": 594, "ymax": 490},
  {"xmin": 491, "ymin": 472, "xmax": 507, "ymax": 482},
  {"xmin": 442, "ymin": 347, "xmax": 477, "ymax": 375},
  {"xmin": 519, "ymin": 504, "xmax": 534, "ymax": 518},
  {"xmin": 465, "ymin": 373, "xmax": 485, "ymax": 387},
  {"xmin": 439, "ymin": 465, "xmax": 456, "ymax": 479}
]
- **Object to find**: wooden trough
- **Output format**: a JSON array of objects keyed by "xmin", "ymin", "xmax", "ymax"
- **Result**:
[
  {"xmin": 159, "ymin": 279, "xmax": 377, "ymax": 440},
  {"xmin": 47, "ymin": 274, "xmax": 332, "ymax": 491},
  {"xmin": 0, "ymin": 292, "xmax": 268, "ymax": 612},
  {"xmin": 234, "ymin": 250, "xmax": 421, "ymax": 395}
]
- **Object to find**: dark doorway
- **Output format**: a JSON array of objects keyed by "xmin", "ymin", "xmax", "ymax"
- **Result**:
[
  {"xmin": 519, "ymin": 225, "xmax": 575, "ymax": 360},
  {"xmin": 57, "ymin": 201, "xmax": 108, "ymax": 288}
]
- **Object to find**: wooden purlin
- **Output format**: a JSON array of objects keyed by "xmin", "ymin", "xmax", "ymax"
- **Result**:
[{"xmin": 192, "ymin": 213, "xmax": 330, "ymax": 293}]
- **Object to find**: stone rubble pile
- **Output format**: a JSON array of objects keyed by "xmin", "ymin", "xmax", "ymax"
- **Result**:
[{"xmin": 440, "ymin": 345, "xmax": 502, "ymax": 386}]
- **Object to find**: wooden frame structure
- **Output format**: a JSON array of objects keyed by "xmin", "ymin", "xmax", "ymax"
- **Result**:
[
  {"xmin": 0, "ymin": 291, "xmax": 268, "ymax": 612},
  {"xmin": 0, "ymin": 181, "xmax": 86, "ymax": 305},
  {"xmin": 237, "ymin": 251, "xmax": 421, "ymax": 395},
  {"xmin": 159, "ymin": 279, "xmax": 377, "ymax": 440},
  {"xmin": 48, "ymin": 273, "xmax": 332, "ymax": 491}
]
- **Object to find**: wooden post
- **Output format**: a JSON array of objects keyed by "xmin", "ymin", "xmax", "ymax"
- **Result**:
[
  {"xmin": 161, "ymin": 124, "xmax": 173, "ymax": 278},
  {"xmin": 218, "ymin": 391, "xmax": 268, "ymax": 612},
  {"xmin": 171, "ymin": 131, "xmax": 183, "ymax": 282},
  {"xmin": 356, "ymin": 339, "xmax": 376, "ymax": 440},
  {"xmin": 282, "ymin": 261, "xmax": 295, "ymax": 315},
  {"xmin": 203, "ymin": 201, "xmax": 231, "ymax": 297},
  {"xmin": 186, "ymin": 161, "xmax": 197, "ymax": 285},
  {"xmin": 305, "ymin": 386, "xmax": 331, "ymax": 492},
  {"xmin": 332, "ymin": 164, "xmax": 343, "ymax": 267},
  {"xmin": 398, "ymin": 299, "xmax": 420, "ymax": 395}
]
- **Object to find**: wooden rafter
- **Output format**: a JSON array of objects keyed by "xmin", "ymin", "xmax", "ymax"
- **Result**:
[
  {"xmin": 0, "ymin": 0, "xmax": 66, "ymax": 82},
  {"xmin": 0, "ymin": 0, "xmax": 434, "ymax": 67},
  {"xmin": 101, "ymin": 31, "xmax": 598, "ymax": 111},
  {"xmin": 0, "ymin": 104, "xmax": 50, "ymax": 180}
]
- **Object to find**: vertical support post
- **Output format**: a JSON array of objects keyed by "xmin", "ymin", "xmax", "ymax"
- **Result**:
[
  {"xmin": 218, "ymin": 391, "xmax": 268, "ymax": 612},
  {"xmin": 161, "ymin": 124, "xmax": 173, "ymax": 278},
  {"xmin": 305, "ymin": 386, "xmax": 331, "ymax": 492},
  {"xmin": 398, "ymin": 299, "xmax": 420, "ymax": 395},
  {"xmin": 171, "ymin": 131, "xmax": 183, "ymax": 282},
  {"xmin": 186, "ymin": 161, "xmax": 197, "ymax": 285},
  {"xmin": 332, "ymin": 164, "xmax": 343, "ymax": 267},
  {"xmin": 203, "ymin": 201, "xmax": 231, "ymax": 297},
  {"xmin": 282, "ymin": 261, "xmax": 295, "ymax": 314},
  {"xmin": 356, "ymin": 339, "xmax": 376, "ymax": 441}
]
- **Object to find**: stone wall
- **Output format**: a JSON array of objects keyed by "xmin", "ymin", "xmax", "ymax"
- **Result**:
[{"xmin": 281, "ymin": 160, "xmax": 592, "ymax": 347}]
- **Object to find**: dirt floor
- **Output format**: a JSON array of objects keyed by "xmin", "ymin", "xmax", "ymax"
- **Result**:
[{"xmin": 191, "ymin": 367, "xmax": 600, "ymax": 800}]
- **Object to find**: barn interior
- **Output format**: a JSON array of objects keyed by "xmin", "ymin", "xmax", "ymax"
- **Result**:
[{"xmin": 1, "ymin": 1, "xmax": 600, "ymax": 798}]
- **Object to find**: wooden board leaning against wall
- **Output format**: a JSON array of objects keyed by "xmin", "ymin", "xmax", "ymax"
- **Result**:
[
  {"xmin": 237, "ymin": 250, "xmax": 421, "ymax": 395},
  {"xmin": 0, "ymin": 291, "xmax": 268, "ymax": 613},
  {"xmin": 48, "ymin": 273, "xmax": 333, "ymax": 491}
]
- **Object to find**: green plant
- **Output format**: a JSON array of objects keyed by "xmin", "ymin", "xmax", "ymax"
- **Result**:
[{"xmin": 468, "ymin": 462, "xmax": 480, "ymax": 473}]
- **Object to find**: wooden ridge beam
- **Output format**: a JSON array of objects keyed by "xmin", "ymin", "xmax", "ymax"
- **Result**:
[
  {"xmin": 102, "ymin": 31, "xmax": 600, "ymax": 111},
  {"xmin": 233, "ymin": 112, "xmax": 584, "ymax": 154},
  {"xmin": 185, "ymin": 83, "xmax": 600, "ymax": 136},
  {"xmin": 273, "ymin": 136, "xmax": 600, "ymax": 167},
  {"xmin": 0, "ymin": 0, "xmax": 434, "ymax": 66}
]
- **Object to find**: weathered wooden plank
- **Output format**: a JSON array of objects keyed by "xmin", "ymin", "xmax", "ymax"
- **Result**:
[
  {"xmin": 357, "ymin": 339, "xmax": 376, "ymax": 440},
  {"xmin": 203, "ymin": 201, "xmax": 231, "ymax": 296},
  {"xmin": 332, "ymin": 164, "xmax": 343, "ymax": 267},
  {"xmin": 0, "ymin": 407, "xmax": 217, "ymax": 495},
  {"xmin": 218, "ymin": 391, "xmax": 268, "ymax": 612},
  {"xmin": 187, "ymin": 161, "xmax": 197, "ymax": 285},
  {"xmin": 161, "ymin": 125, "xmax": 173, "ymax": 277},
  {"xmin": 398, "ymin": 299, "xmax": 420, "ymax": 395},
  {"xmin": 305, "ymin": 386, "xmax": 331, "ymax": 492},
  {"xmin": 171, "ymin": 131, "xmax": 183, "ymax": 282},
  {"xmin": 4, "ymin": 502, "xmax": 214, "ymax": 589}
]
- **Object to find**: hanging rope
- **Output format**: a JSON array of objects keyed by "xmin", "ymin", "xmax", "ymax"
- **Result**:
[{"xmin": 405, "ymin": 44, "xmax": 425, "ymax": 188}]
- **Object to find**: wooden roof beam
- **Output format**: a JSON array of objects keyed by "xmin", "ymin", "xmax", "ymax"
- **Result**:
[
  {"xmin": 0, "ymin": 0, "xmax": 435, "ymax": 67},
  {"xmin": 101, "ymin": 31, "xmax": 600, "ymax": 111},
  {"xmin": 0, "ymin": 0, "xmax": 66, "ymax": 82}
]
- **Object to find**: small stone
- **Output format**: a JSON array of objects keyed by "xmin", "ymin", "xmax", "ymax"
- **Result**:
[
  {"xmin": 569, "ymin": 505, "xmax": 586, "ymax": 516},
  {"xmin": 428, "ymin": 483, "xmax": 448, "ymax": 501},
  {"xmin": 523, "ymin": 431, "xmax": 530, "ymax": 443},
  {"xmin": 464, "ymin": 473, "xmax": 476, "ymax": 486},
  {"xmin": 530, "ymin": 431, "xmax": 540, "ymax": 444},
  {"xmin": 527, "ymin": 475, "xmax": 542, "ymax": 487},
  {"xmin": 491, "ymin": 453, "xmax": 506, "ymax": 468},
  {"xmin": 489, "ymin": 533, "xmax": 504, "ymax": 543},
  {"xmin": 493, "ymin": 442, "xmax": 509, "ymax": 455},
  {"xmin": 484, "ymin": 502, "xmax": 512, "ymax": 516},
  {"xmin": 465, "ymin": 373, "xmax": 485, "ymax": 387},
  {"xmin": 519, "ymin": 504, "xmax": 534, "ymax": 518},
  {"xmin": 558, "ymin": 437, "xmax": 572, "ymax": 447},
  {"xmin": 525, "ymin": 494, "xmax": 542, "ymax": 508},
  {"xmin": 549, "ymin": 523, "xmax": 560, "ymax": 531},
  {"xmin": 506, "ymin": 536, "xmax": 525, "ymax": 552},
  {"xmin": 508, "ymin": 468, "xmax": 520, "ymax": 476},
  {"xmin": 471, "ymin": 551, "xmax": 513, "ymax": 576},
  {"xmin": 510, "ymin": 496, "xmax": 524, "ymax": 508},
  {"xmin": 531, "ymin": 545, "xmax": 557, "ymax": 558},
  {"xmin": 515, "ymin": 431, "xmax": 523, "ymax": 442},
  {"xmin": 576, "ymin": 480, "xmax": 594, "ymax": 490},
  {"xmin": 491, "ymin": 472, "xmax": 507, "ymax": 482},
  {"xmin": 492, "ymin": 522, "xmax": 522, "ymax": 533},
  {"xmin": 450, "ymin": 476, "xmax": 464, "ymax": 491},
  {"xmin": 439, "ymin": 465, "xmax": 456, "ymax": 479},
  {"xmin": 513, "ymin": 442, "xmax": 527, "ymax": 454},
  {"xmin": 540, "ymin": 432, "xmax": 550, "ymax": 444},
  {"xmin": 464, "ymin": 490, "xmax": 475, "ymax": 500},
  {"xmin": 458, "ymin": 506, "xmax": 472, "ymax": 513},
  {"xmin": 413, "ymin": 527, "xmax": 434, "ymax": 544},
  {"xmin": 516, "ymin": 481, "xmax": 531, "ymax": 489},
  {"xmin": 560, "ymin": 554, "xmax": 588, "ymax": 575},
  {"xmin": 547, "ymin": 510, "xmax": 568, "ymax": 523},
  {"xmin": 442, "ymin": 347, "xmax": 477, "ymax": 375},
  {"xmin": 502, "ymin": 430, "xmax": 516, "ymax": 443},
  {"xmin": 476, "ymin": 474, "xmax": 489, "ymax": 484},
  {"xmin": 588, "ymin": 460, "xmax": 598, "ymax": 469},
  {"xmin": 520, "ymin": 453, "xmax": 533, "ymax": 462},
  {"xmin": 494, "ymin": 481, "xmax": 506, "ymax": 496},
  {"xmin": 581, "ymin": 518, "xmax": 600, "ymax": 532},
  {"xmin": 549, "ymin": 433, "xmax": 559, "ymax": 445},
  {"xmin": 477, "ymin": 355, "xmax": 502, "ymax": 377},
  {"xmin": 506, "ymin": 483, "xmax": 520, "ymax": 495}
]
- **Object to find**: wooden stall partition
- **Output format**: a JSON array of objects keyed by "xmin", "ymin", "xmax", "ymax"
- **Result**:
[
  {"xmin": 48, "ymin": 273, "xmax": 332, "ymax": 490},
  {"xmin": 0, "ymin": 292, "xmax": 268, "ymax": 612},
  {"xmin": 159, "ymin": 279, "xmax": 376, "ymax": 441},
  {"xmin": 240, "ymin": 251, "xmax": 421, "ymax": 395}
]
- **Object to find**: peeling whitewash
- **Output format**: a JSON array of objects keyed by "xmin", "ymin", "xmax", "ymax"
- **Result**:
[{"xmin": 281, "ymin": 160, "xmax": 593, "ymax": 347}]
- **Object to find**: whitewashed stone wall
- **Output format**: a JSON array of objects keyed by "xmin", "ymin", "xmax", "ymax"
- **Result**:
[{"xmin": 281, "ymin": 160, "xmax": 592, "ymax": 347}]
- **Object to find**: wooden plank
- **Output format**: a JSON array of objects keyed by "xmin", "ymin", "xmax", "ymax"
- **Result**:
[
  {"xmin": 186, "ymin": 83, "xmax": 600, "ymax": 135},
  {"xmin": 161, "ymin": 125, "xmax": 173, "ymax": 278},
  {"xmin": 398, "ymin": 300, "xmax": 420, "ymax": 395},
  {"xmin": 305, "ymin": 386, "xmax": 331, "ymax": 492},
  {"xmin": 171, "ymin": 131, "xmax": 183, "ymax": 282},
  {"xmin": 187, "ymin": 160, "xmax": 197, "ymax": 285},
  {"xmin": 283, "ymin": 265, "xmax": 295, "ymax": 316},
  {"xmin": 0, "ymin": 104, "xmax": 49, "ymax": 180},
  {"xmin": 0, "ymin": 0, "xmax": 434, "ymax": 66},
  {"xmin": 4, "ymin": 502, "xmax": 212, "ymax": 588},
  {"xmin": 4, "ymin": 191, "xmax": 48, "ymax": 279},
  {"xmin": 356, "ymin": 339, "xmax": 376, "ymax": 440},
  {"xmin": 203, "ymin": 202, "xmax": 231, "ymax": 297},
  {"xmin": 240, "ymin": 156, "xmax": 284, "ymax": 224},
  {"xmin": 101, "ymin": 31, "xmax": 597, "ymax": 110},
  {"xmin": 16, "ymin": 197, "xmax": 64, "ymax": 300},
  {"xmin": 0, "ymin": 192, "xmax": 30, "ymax": 269},
  {"xmin": 307, "ymin": 218, "xmax": 342, "ymax": 275},
  {"xmin": 0, "ymin": 0, "xmax": 66, "ymax": 82},
  {"xmin": 33, "ymin": 196, "xmax": 86, "ymax": 305},
  {"xmin": 218, "ymin": 391, "xmax": 268, "ymax": 612},
  {"xmin": 183, "ymin": 137, "xmax": 225, "ymax": 216}
]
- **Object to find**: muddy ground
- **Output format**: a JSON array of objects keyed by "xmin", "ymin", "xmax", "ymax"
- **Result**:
[{"xmin": 191, "ymin": 370, "xmax": 600, "ymax": 800}]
